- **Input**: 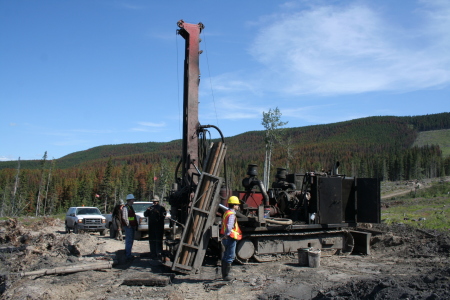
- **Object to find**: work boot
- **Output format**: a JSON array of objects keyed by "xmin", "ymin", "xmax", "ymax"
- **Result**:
[
  {"xmin": 221, "ymin": 262, "xmax": 225, "ymax": 279},
  {"xmin": 222, "ymin": 262, "xmax": 232, "ymax": 281}
]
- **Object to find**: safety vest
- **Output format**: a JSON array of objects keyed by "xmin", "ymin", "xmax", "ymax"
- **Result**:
[
  {"xmin": 220, "ymin": 210, "xmax": 242, "ymax": 240},
  {"xmin": 124, "ymin": 204, "xmax": 138, "ymax": 227}
]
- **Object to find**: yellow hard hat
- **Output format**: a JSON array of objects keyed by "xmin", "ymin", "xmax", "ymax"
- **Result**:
[{"xmin": 228, "ymin": 196, "xmax": 240, "ymax": 205}]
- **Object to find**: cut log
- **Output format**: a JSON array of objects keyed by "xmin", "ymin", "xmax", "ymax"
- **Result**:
[
  {"xmin": 0, "ymin": 246, "xmax": 25, "ymax": 253},
  {"xmin": 20, "ymin": 261, "xmax": 113, "ymax": 276},
  {"xmin": 416, "ymin": 228, "xmax": 438, "ymax": 238}
]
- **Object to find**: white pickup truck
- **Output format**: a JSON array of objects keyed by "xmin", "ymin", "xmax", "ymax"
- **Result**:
[
  {"xmin": 132, "ymin": 202, "xmax": 153, "ymax": 240},
  {"xmin": 65, "ymin": 206, "xmax": 107, "ymax": 235},
  {"xmin": 104, "ymin": 202, "xmax": 171, "ymax": 240}
]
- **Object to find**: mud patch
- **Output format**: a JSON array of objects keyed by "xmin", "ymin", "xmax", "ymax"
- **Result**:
[{"xmin": 0, "ymin": 218, "xmax": 449, "ymax": 300}]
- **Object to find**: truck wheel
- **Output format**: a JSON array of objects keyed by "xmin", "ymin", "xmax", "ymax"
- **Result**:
[
  {"xmin": 100, "ymin": 229, "xmax": 107, "ymax": 236},
  {"xmin": 65, "ymin": 223, "xmax": 71, "ymax": 234},
  {"xmin": 73, "ymin": 224, "xmax": 79, "ymax": 234}
]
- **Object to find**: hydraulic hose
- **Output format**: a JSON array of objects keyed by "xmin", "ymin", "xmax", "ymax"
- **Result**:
[
  {"xmin": 219, "ymin": 203, "xmax": 246, "ymax": 218},
  {"xmin": 265, "ymin": 218, "xmax": 293, "ymax": 225},
  {"xmin": 256, "ymin": 180, "xmax": 270, "ymax": 206},
  {"xmin": 199, "ymin": 124, "xmax": 229, "ymax": 193}
]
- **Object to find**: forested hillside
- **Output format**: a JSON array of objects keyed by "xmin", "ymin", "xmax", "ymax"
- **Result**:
[
  {"xmin": 0, "ymin": 113, "xmax": 449, "ymax": 217},
  {"xmin": 413, "ymin": 129, "xmax": 450, "ymax": 157}
]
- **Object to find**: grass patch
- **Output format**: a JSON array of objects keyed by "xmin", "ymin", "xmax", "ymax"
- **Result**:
[
  {"xmin": 413, "ymin": 129, "xmax": 450, "ymax": 157},
  {"xmin": 382, "ymin": 181, "xmax": 450, "ymax": 231}
]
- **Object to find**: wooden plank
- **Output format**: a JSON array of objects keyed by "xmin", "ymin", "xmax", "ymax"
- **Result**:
[
  {"xmin": 171, "ymin": 142, "xmax": 226, "ymax": 273},
  {"xmin": 178, "ymin": 174, "xmax": 207, "ymax": 265},
  {"xmin": 180, "ymin": 243, "xmax": 200, "ymax": 250},
  {"xmin": 191, "ymin": 207, "xmax": 211, "ymax": 214},
  {"xmin": 180, "ymin": 143, "xmax": 220, "ymax": 264},
  {"xmin": 191, "ymin": 176, "xmax": 224, "ymax": 271}
]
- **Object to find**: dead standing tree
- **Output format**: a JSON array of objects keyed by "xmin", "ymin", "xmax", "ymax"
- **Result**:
[
  {"xmin": 43, "ymin": 159, "xmax": 55, "ymax": 215},
  {"xmin": 35, "ymin": 151, "xmax": 48, "ymax": 216},
  {"xmin": 0, "ymin": 158, "xmax": 20, "ymax": 217},
  {"xmin": 11, "ymin": 157, "xmax": 21, "ymax": 216}
]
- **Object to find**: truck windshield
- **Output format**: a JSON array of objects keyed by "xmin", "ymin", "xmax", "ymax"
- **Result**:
[
  {"xmin": 76, "ymin": 208, "xmax": 101, "ymax": 215},
  {"xmin": 133, "ymin": 203, "xmax": 153, "ymax": 213}
]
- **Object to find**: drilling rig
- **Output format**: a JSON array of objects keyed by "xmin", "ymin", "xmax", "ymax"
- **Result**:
[{"xmin": 164, "ymin": 20, "xmax": 380, "ymax": 274}]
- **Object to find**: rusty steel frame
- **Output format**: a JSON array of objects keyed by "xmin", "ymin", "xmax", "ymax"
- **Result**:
[
  {"xmin": 166, "ymin": 20, "xmax": 381, "ymax": 268},
  {"xmin": 177, "ymin": 20, "xmax": 204, "ymax": 186}
]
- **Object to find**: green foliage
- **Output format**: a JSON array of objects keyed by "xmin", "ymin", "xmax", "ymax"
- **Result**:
[
  {"xmin": 403, "ymin": 181, "xmax": 450, "ymax": 199},
  {"xmin": 261, "ymin": 107, "xmax": 289, "ymax": 187},
  {"xmin": 98, "ymin": 157, "xmax": 115, "ymax": 212},
  {"xmin": 413, "ymin": 129, "xmax": 450, "ymax": 157},
  {"xmin": 382, "ymin": 181, "xmax": 450, "ymax": 231},
  {"xmin": 261, "ymin": 107, "xmax": 288, "ymax": 141},
  {"xmin": 0, "ymin": 113, "xmax": 449, "ymax": 216},
  {"xmin": 400, "ymin": 113, "xmax": 450, "ymax": 131},
  {"xmin": 0, "ymin": 141, "xmax": 175, "ymax": 170},
  {"xmin": 155, "ymin": 158, "xmax": 171, "ymax": 200}
]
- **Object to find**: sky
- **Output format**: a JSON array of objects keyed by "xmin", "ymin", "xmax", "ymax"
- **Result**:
[{"xmin": 1, "ymin": 0, "xmax": 449, "ymax": 161}]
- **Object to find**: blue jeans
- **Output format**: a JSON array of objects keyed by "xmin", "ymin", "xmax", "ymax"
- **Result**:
[
  {"xmin": 124, "ymin": 226, "xmax": 135, "ymax": 258},
  {"xmin": 222, "ymin": 237, "xmax": 237, "ymax": 263}
]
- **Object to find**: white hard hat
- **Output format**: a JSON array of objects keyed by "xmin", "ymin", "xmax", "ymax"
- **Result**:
[
  {"xmin": 126, "ymin": 194, "xmax": 135, "ymax": 201},
  {"xmin": 152, "ymin": 195, "xmax": 160, "ymax": 202}
]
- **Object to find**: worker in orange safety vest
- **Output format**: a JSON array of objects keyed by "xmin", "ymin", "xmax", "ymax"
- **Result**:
[{"xmin": 220, "ymin": 195, "xmax": 242, "ymax": 281}]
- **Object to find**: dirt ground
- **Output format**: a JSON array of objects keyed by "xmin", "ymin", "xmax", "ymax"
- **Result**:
[
  {"xmin": 380, "ymin": 177, "xmax": 448, "ymax": 200},
  {"xmin": 1, "ymin": 214, "xmax": 449, "ymax": 300}
]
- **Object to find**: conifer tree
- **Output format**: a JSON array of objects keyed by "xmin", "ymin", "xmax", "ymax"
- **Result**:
[
  {"xmin": 156, "ymin": 158, "xmax": 170, "ymax": 202},
  {"xmin": 99, "ymin": 157, "xmax": 114, "ymax": 213}
]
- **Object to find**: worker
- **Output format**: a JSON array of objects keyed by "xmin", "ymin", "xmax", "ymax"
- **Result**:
[
  {"xmin": 111, "ymin": 202, "xmax": 124, "ymax": 241},
  {"xmin": 122, "ymin": 194, "xmax": 137, "ymax": 261},
  {"xmin": 220, "ymin": 195, "xmax": 242, "ymax": 281},
  {"xmin": 144, "ymin": 195, "xmax": 166, "ymax": 259}
]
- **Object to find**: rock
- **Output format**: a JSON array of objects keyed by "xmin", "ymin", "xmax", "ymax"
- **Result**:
[
  {"xmin": 426, "ymin": 293, "xmax": 440, "ymax": 300},
  {"xmin": 423, "ymin": 275, "xmax": 436, "ymax": 283}
]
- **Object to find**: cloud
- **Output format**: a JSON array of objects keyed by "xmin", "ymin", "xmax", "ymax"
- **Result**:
[
  {"xmin": 130, "ymin": 122, "xmax": 166, "ymax": 132},
  {"xmin": 130, "ymin": 127, "xmax": 164, "ymax": 133},
  {"xmin": 9, "ymin": 123, "xmax": 17, "ymax": 126},
  {"xmin": 244, "ymin": 0, "xmax": 450, "ymax": 96},
  {"xmin": 0, "ymin": 156, "xmax": 15, "ymax": 162},
  {"xmin": 138, "ymin": 122, "xmax": 166, "ymax": 127},
  {"xmin": 131, "ymin": 122, "xmax": 166, "ymax": 132},
  {"xmin": 208, "ymin": 72, "xmax": 261, "ymax": 95},
  {"xmin": 200, "ymin": 96, "xmax": 264, "ymax": 121}
]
